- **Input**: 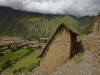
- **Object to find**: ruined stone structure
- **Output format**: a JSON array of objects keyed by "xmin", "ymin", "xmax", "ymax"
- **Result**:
[
  {"xmin": 83, "ymin": 36, "xmax": 100, "ymax": 74},
  {"xmin": 33, "ymin": 23, "xmax": 79, "ymax": 75},
  {"xmin": 83, "ymin": 12, "xmax": 100, "ymax": 75},
  {"xmin": 93, "ymin": 12, "xmax": 100, "ymax": 35}
]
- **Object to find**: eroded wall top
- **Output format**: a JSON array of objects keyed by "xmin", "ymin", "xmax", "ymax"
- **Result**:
[{"xmin": 93, "ymin": 12, "xmax": 100, "ymax": 35}]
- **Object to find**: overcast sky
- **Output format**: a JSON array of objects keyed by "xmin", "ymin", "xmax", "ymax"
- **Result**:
[{"xmin": 0, "ymin": 0, "xmax": 100, "ymax": 16}]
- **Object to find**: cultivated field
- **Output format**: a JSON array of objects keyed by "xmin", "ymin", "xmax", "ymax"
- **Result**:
[{"xmin": 0, "ymin": 48, "xmax": 40, "ymax": 75}]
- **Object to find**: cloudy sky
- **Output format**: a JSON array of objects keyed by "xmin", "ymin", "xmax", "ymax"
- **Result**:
[{"xmin": 0, "ymin": 0, "xmax": 100, "ymax": 16}]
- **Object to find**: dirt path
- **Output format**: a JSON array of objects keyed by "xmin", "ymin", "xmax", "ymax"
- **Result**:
[
  {"xmin": 50, "ymin": 51, "xmax": 98, "ymax": 75},
  {"xmin": 32, "ymin": 51, "xmax": 99, "ymax": 75}
]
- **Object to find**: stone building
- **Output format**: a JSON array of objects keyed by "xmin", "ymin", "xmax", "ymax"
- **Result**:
[{"xmin": 37, "ymin": 23, "xmax": 79, "ymax": 74}]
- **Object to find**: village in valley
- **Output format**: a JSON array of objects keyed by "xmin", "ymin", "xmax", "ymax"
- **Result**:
[{"xmin": 0, "ymin": 36, "xmax": 47, "ymax": 50}]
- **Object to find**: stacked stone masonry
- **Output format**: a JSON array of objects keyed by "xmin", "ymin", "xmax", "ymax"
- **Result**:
[{"xmin": 83, "ymin": 35, "xmax": 100, "ymax": 74}]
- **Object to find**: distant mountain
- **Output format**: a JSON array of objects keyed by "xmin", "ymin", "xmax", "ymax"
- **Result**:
[{"xmin": 0, "ymin": 6, "xmax": 95, "ymax": 39}]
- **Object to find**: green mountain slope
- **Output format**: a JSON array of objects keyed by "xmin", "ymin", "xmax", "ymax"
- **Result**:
[
  {"xmin": 70, "ymin": 15, "xmax": 95, "ymax": 35},
  {"xmin": 0, "ymin": 6, "xmax": 95, "ymax": 38}
]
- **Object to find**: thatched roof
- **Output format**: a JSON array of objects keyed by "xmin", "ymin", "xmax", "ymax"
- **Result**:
[{"xmin": 38, "ymin": 23, "xmax": 79, "ymax": 58}]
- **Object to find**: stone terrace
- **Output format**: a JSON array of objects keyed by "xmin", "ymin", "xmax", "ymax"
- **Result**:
[{"xmin": 82, "ymin": 35, "xmax": 100, "ymax": 74}]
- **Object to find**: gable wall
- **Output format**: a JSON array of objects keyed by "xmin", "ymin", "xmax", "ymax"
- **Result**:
[{"xmin": 40, "ymin": 26, "xmax": 71, "ymax": 73}]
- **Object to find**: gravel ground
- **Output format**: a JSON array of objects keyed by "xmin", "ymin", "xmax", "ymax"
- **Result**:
[
  {"xmin": 50, "ymin": 51, "xmax": 98, "ymax": 75},
  {"xmin": 32, "ymin": 51, "xmax": 99, "ymax": 75}
]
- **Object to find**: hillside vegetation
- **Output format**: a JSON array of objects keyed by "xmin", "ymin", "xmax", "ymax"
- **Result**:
[{"xmin": 0, "ymin": 6, "xmax": 95, "ymax": 38}]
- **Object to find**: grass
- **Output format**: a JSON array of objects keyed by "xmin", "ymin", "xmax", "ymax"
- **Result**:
[
  {"xmin": 4, "ymin": 52, "xmax": 40, "ymax": 73},
  {"xmin": 1, "ymin": 50, "xmax": 11, "ymax": 54},
  {"xmin": 74, "ymin": 52, "xmax": 84, "ymax": 63},
  {"xmin": 84, "ymin": 41, "xmax": 90, "ymax": 51},
  {"xmin": 0, "ymin": 49, "xmax": 28, "ymax": 68}
]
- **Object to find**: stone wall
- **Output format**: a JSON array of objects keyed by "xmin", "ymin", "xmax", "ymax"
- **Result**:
[
  {"xmin": 93, "ymin": 12, "xmax": 100, "ymax": 35},
  {"xmin": 82, "ymin": 35, "xmax": 100, "ymax": 74}
]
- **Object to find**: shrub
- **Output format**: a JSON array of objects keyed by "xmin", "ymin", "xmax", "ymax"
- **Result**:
[
  {"xmin": 25, "ymin": 50, "xmax": 31, "ymax": 56},
  {"xmin": 18, "ymin": 67, "xmax": 22, "ymax": 72},
  {"xmin": 2, "ymin": 60, "xmax": 12, "ymax": 70},
  {"xmin": 13, "ymin": 70, "xmax": 17, "ymax": 74},
  {"xmin": 6, "ymin": 51, "xmax": 9, "ymax": 54},
  {"xmin": 13, "ymin": 60, "xmax": 40, "ymax": 75},
  {"xmin": 74, "ymin": 52, "xmax": 84, "ymax": 63},
  {"xmin": 0, "ymin": 53, "xmax": 4, "ymax": 56},
  {"xmin": 2, "ymin": 56, "xmax": 20, "ymax": 71},
  {"xmin": 11, "ymin": 56, "xmax": 20, "ymax": 63},
  {"xmin": 30, "ymin": 48, "xmax": 35, "ymax": 52},
  {"xmin": 8, "ymin": 45, "xmax": 12, "ymax": 49},
  {"xmin": 11, "ymin": 49, "xmax": 17, "ymax": 52},
  {"xmin": 17, "ymin": 45, "xmax": 22, "ymax": 49},
  {"xmin": 0, "ymin": 50, "xmax": 3, "ymax": 52},
  {"xmin": 38, "ymin": 45, "xmax": 41, "ymax": 48},
  {"xmin": 28, "ymin": 60, "xmax": 40, "ymax": 72}
]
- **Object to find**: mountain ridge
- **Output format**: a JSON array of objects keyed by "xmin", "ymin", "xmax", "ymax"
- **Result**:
[{"xmin": 0, "ymin": 6, "xmax": 95, "ymax": 39}]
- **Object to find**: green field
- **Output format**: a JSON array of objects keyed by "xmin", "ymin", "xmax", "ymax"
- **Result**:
[
  {"xmin": 0, "ymin": 49, "xmax": 28, "ymax": 68},
  {"xmin": 4, "ymin": 52, "xmax": 40, "ymax": 73}
]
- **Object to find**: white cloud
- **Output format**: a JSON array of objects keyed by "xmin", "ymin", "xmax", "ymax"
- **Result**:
[{"xmin": 0, "ymin": 0, "xmax": 100, "ymax": 16}]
